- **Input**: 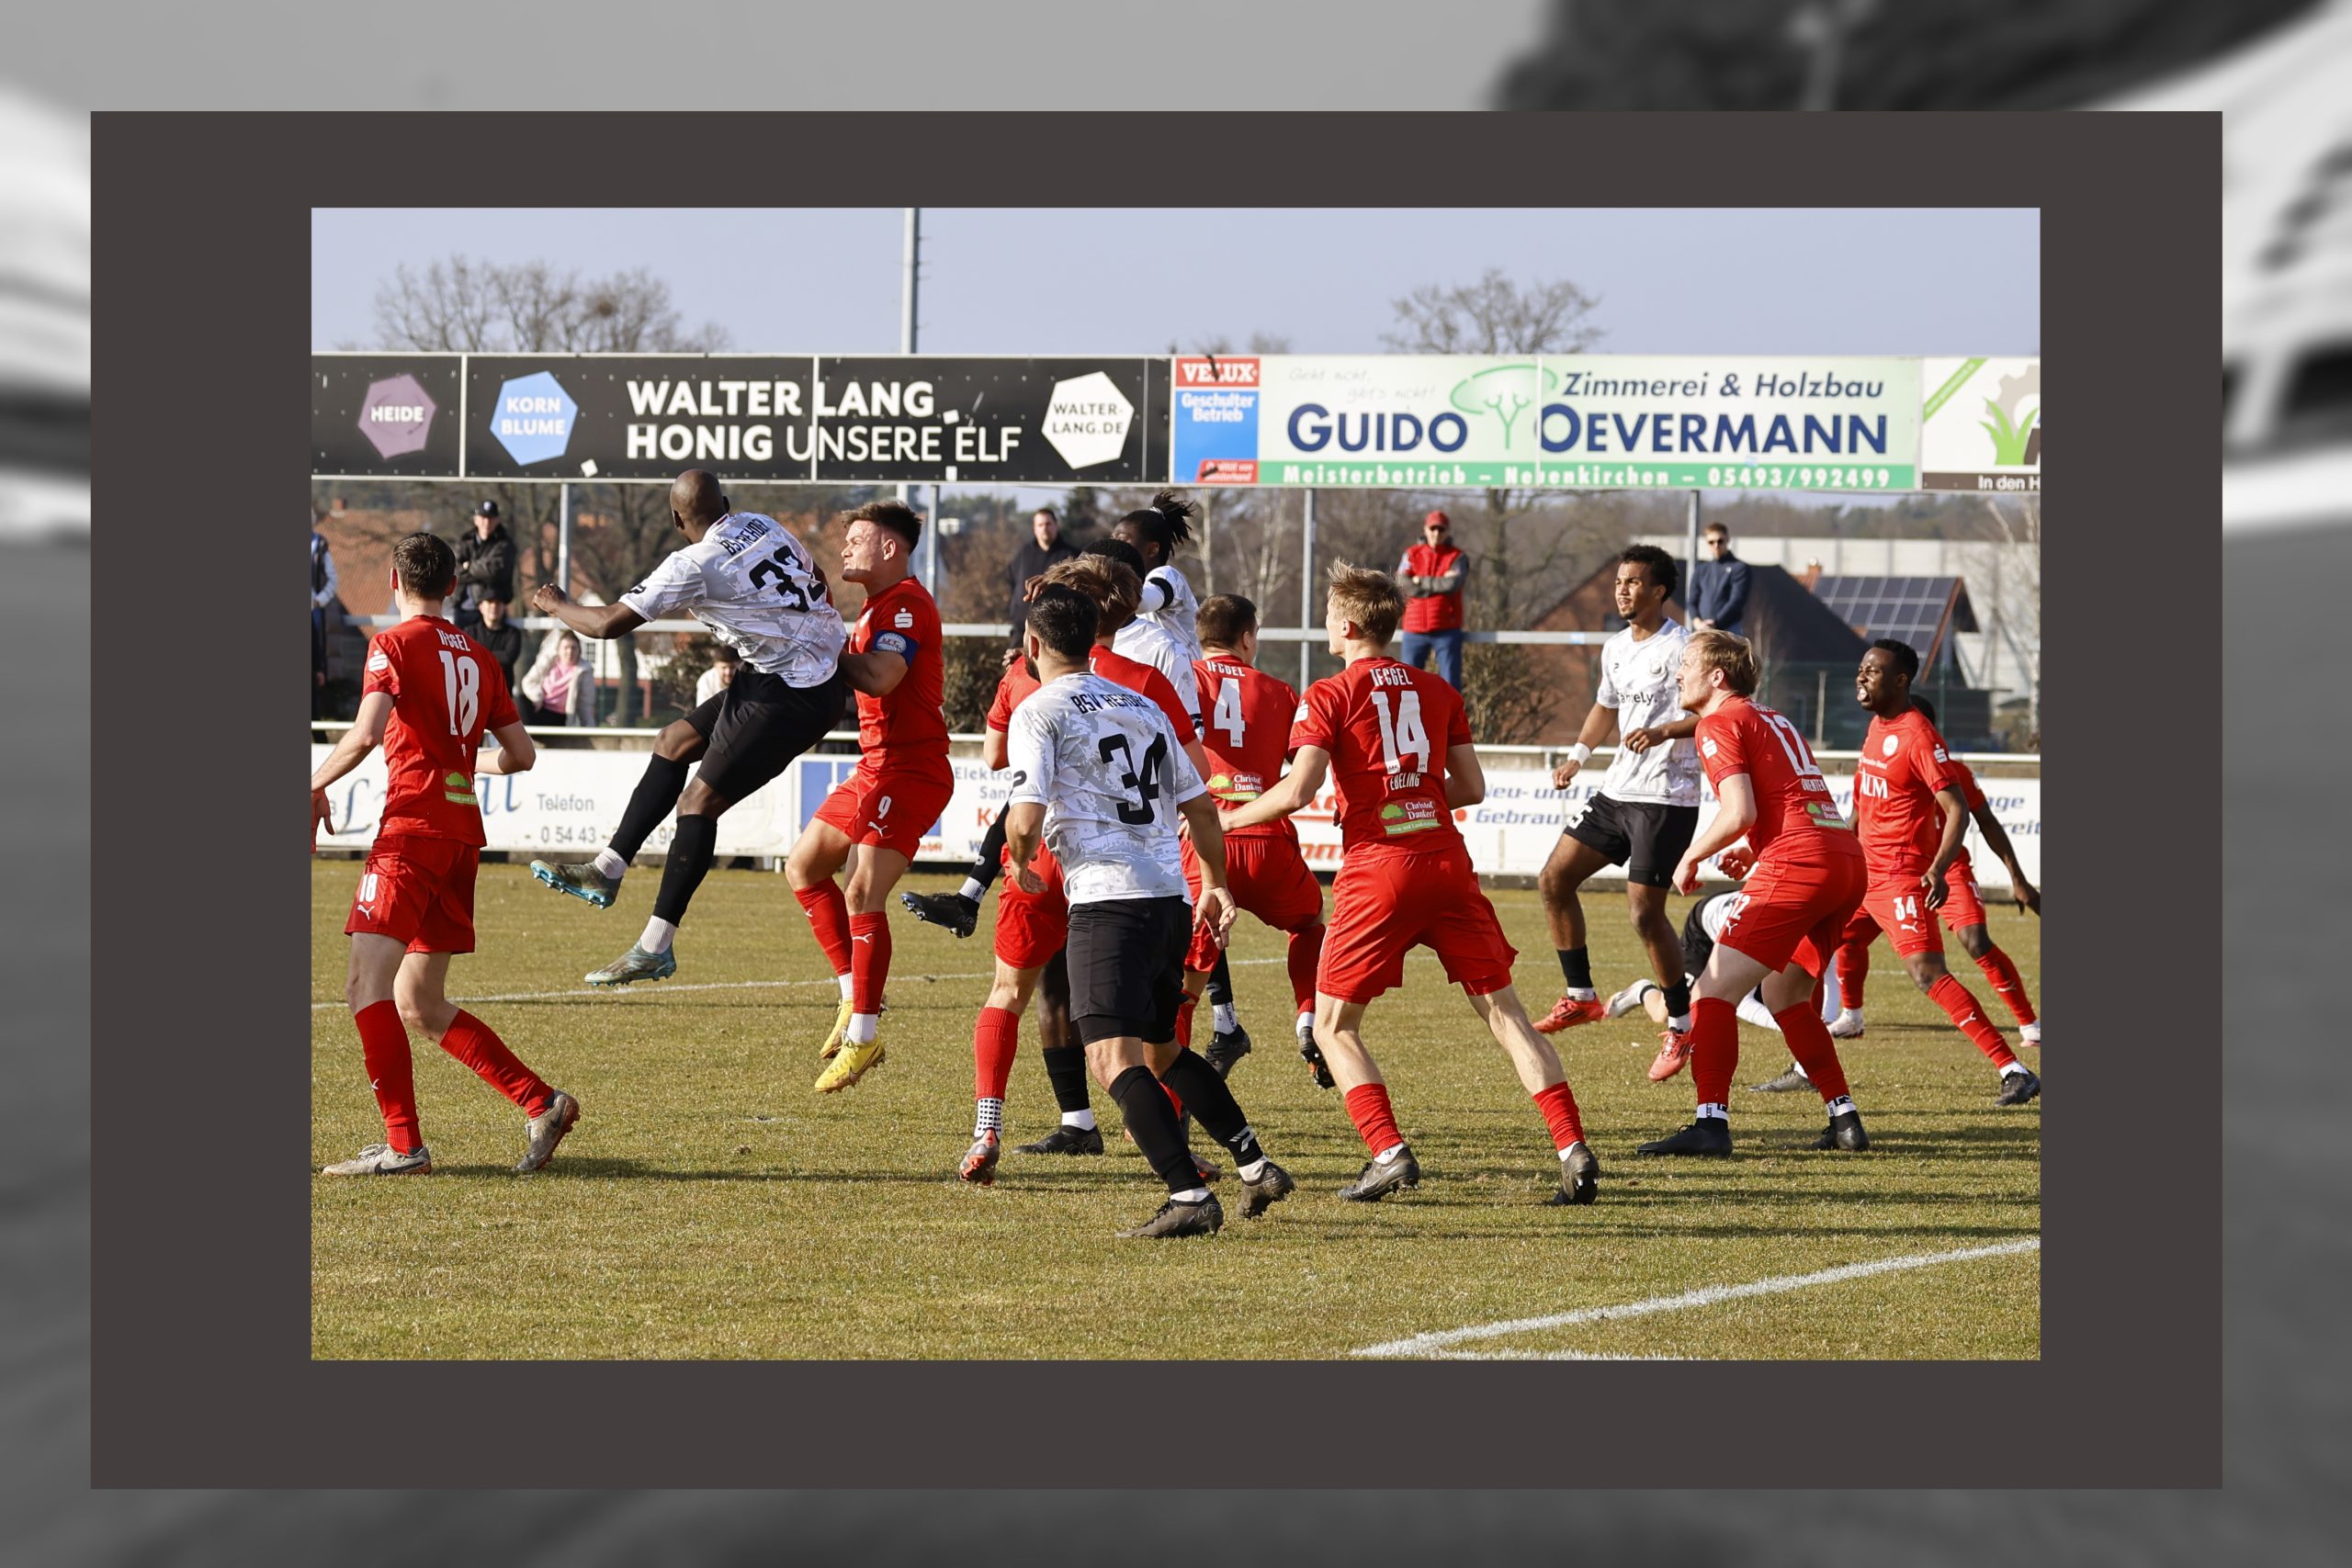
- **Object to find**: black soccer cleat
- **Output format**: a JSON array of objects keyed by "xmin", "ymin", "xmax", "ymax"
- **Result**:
[
  {"xmin": 899, "ymin": 889, "xmax": 978, "ymax": 939},
  {"xmin": 1014, "ymin": 1123, "xmax": 1106, "ymax": 1156},
  {"xmin": 1206, "ymin": 1021, "xmax": 1253, "ymax": 1078},
  {"xmin": 1634, "ymin": 1119, "xmax": 1734, "ymax": 1157},
  {"xmin": 1547, "ymin": 1140, "xmax": 1601, "ymax": 1205},
  {"xmin": 1815, "ymin": 1108, "xmax": 1870, "ymax": 1151},
  {"xmin": 1238, "ymin": 1159, "xmax": 1296, "ymax": 1219},
  {"xmin": 1117, "ymin": 1192, "xmax": 1224, "ymax": 1239},
  {"xmin": 1747, "ymin": 1065, "xmax": 1812, "ymax": 1094},
  {"xmin": 1299, "ymin": 1036, "xmax": 1337, "ymax": 1090},
  {"xmin": 1338, "ymin": 1145, "xmax": 1421, "ymax": 1201},
  {"xmin": 1995, "ymin": 1066, "xmax": 2042, "ymax": 1107}
]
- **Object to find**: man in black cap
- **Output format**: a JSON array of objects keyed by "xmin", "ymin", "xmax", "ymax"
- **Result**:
[{"xmin": 454, "ymin": 499, "xmax": 516, "ymax": 630}]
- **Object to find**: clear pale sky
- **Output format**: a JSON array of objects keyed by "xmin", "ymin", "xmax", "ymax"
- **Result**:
[{"xmin": 311, "ymin": 208, "xmax": 2039, "ymax": 359}]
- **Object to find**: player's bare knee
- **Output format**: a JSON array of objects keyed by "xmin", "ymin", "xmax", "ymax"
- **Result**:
[
  {"xmin": 653, "ymin": 720, "xmax": 705, "ymax": 761},
  {"xmin": 1958, "ymin": 926, "xmax": 1993, "ymax": 960},
  {"xmin": 1905, "ymin": 958, "xmax": 1944, "ymax": 991}
]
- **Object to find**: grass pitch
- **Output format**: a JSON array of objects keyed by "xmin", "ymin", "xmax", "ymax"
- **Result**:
[{"xmin": 311, "ymin": 862, "xmax": 2041, "ymax": 1359}]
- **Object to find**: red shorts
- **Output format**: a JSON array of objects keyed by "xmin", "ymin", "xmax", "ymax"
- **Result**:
[
  {"xmin": 994, "ymin": 841, "xmax": 1069, "ymax": 972},
  {"xmin": 1938, "ymin": 860, "xmax": 1988, "ymax": 932},
  {"xmin": 1317, "ymin": 844, "xmax": 1516, "ymax": 1004},
  {"xmin": 1713, "ymin": 848, "xmax": 1867, "ymax": 976},
  {"xmin": 812, "ymin": 762, "xmax": 956, "ymax": 861},
  {"xmin": 344, "ymin": 833, "xmax": 479, "ymax": 954},
  {"xmin": 1847, "ymin": 866, "xmax": 1949, "ymax": 960},
  {"xmin": 1182, "ymin": 832, "xmax": 1325, "ymax": 972}
]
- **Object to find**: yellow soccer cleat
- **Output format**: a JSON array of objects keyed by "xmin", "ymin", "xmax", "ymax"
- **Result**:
[
  {"xmin": 814, "ymin": 1035, "xmax": 886, "ymax": 1094},
  {"xmin": 818, "ymin": 996, "xmax": 854, "ymax": 1060}
]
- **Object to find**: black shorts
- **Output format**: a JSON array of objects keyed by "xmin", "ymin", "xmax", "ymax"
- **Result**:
[
  {"xmin": 1564, "ymin": 794, "xmax": 1700, "ymax": 888},
  {"xmin": 1067, "ymin": 897, "xmax": 1191, "ymax": 1046},
  {"xmin": 1680, "ymin": 894, "xmax": 1721, "ymax": 978},
  {"xmin": 686, "ymin": 667, "xmax": 850, "ymax": 804}
]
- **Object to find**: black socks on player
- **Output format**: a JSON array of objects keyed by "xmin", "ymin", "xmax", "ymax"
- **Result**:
[
  {"xmin": 1558, "ymin": 946, "xmax": 1594, "ymax": 991},
  {"xmin": 970, "ymin": 811, "xmax": 1010, "ymax": 894},
  {"xmin": 1109, "ymin": 1066, "xmax": 1199, "ymax": 1195},
  {"xmin": 1159, "ymin": 1050, "xmax": 1264, "ymax": 1168},
  {"xmin": 612, "ymin": 754, "xmax": 691, "ymax": 863},
  {"xmin": 1664, "ymin": 980, "xmax": 1692, "ymax": 1019},
  {"xmin": 650, "ymin": 814, "xmax": 718, "ymax": 925},
  {"xmin": 1204, "ymin": 951, "xmax": 1235, "ymax": 1010},
  {"xmin": 1041, "ymin": 1043, "xmax": 1093, "ymax": 1115}
]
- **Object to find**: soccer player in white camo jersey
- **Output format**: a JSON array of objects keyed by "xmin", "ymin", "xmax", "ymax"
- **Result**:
[
  {"xmin": 526, "ymin": 469, "xmax": 849, "ymax": 987},
  {"xmin": 1112, "ymin": 488, "xmax": 1205, "ymax": 662},
  {"xmin": 1534, "ymin": 545, "xmax": 1710, "ymax": 1082},
  {"xmin": 1002, "ymin": 581, "xmax": 1295, "ymax": 1238}
]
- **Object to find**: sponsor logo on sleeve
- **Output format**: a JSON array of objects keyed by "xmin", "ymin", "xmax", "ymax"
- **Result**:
[{"xmin": 367, "ymin": 649, "xmax": 390, "ymax": 673}]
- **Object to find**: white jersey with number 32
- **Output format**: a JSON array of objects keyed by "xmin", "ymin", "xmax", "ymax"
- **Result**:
[
  {"xmin": 1004, "ymin": 671, "xmax": 1206, "ymax": 906},
  {"xmin": 617, "ymin": 512, "xmax": 846, "ymax": 685}
]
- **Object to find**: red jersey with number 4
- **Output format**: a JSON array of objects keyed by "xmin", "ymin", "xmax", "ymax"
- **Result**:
[
  {"xmin": 1291, "ymin": 656, "xmax": 1472, "ymax": 855},
  {"xmin": 1853, "ymin": 706, "xmax": 1962, "ymax": 872},
  {"xmin": 360, "ymin": 615, "xmax": 519, "ymax": 847},
  {"xmin": 1694, "ymin": 695, "xmax": 1858, "ymax": 867},
  {"xmin": 1195, "ymin": 657, "xmax": 1303, "ymax": 841},
  {"xmin": 987, "ymin": 649, "xmax": 1190, "ymax": 741},
  {"xmin": 851, "ymin": 574, "xmax": 948, "ymax": 778}
]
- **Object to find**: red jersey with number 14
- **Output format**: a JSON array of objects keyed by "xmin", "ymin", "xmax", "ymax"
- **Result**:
[
  {"xmin": 1694, "ymin": 695, "xmax": 1859, "ymax": 867},
  {"xmin": 360, "ymin": 615, "xmax": 519, "ymax": 847},
  {"xmin": 1290, "ymin": 656, "xmax": 1472, "ymax": 855},
  {"xmin": 1195, "ymin": 656, "xmax": 1303, "ymax": 841},
  {"xmin": 850, "ymin": 574, "xmax": 949, "ymax": 781}
]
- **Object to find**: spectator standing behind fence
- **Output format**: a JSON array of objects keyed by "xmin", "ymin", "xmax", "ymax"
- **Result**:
[
  {"xmin": 1396, "ymin": 509, "xmax": 1468, "ymax": 690},
  {"xmin": 531, "ymin": 631, "xmax": 597, "ymax": 728},
  {"xmin": 695, "ymin": 642, "xmax": 741, "ymax": 705},
  {"xmin": 1689, "ymin": 522, "xmax": 1750, "ymax": 637},
  {"xmin": 1004, "ymin": 506, "xmax": 1080, "ymax": 650},
  {"xmin": 454, "ymin": 500, "xmax": 516, "ymax": 628},
  {"xmin": 311, "ymin": 513, "xmax": 339, "ymax": 719},
  {"xmin": 470, "ymin": 593, "xmax": 525, "ymax": 704}
]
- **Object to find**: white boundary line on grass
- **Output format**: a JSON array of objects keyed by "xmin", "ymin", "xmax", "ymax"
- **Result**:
[
  {"xmin": 309, "ymin": 954, "xmax": 1289, "ymax": 1011},
  {"xmin": 1350, "ymin": 1236, "xmax": 2041, "ymax": 1359}
]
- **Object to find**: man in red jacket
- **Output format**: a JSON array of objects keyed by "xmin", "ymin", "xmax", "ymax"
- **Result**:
[{"xmin": 1396, "ymin": 509, "xmax": 1467, "ymax": 690}]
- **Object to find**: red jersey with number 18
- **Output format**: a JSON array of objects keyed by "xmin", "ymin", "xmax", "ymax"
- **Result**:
[
  {"xmin": 359, "ymin": 615, "xmax": 519, "ymax": 847},
  {"xmin": 1290, "ymin": 656, "xmax": 1471, "ymax": 855},
  {"xmin": 1694, "ymin": 695, "xmax": 1859, "ymax": 867}
]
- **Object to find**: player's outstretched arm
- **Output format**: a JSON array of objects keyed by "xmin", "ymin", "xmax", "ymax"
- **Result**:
[
  {"xmin": 1967, "ymin": 798, "xmax": 2040, "ymax": 913},
  {"xmin": 310, "ymin": 692, "xmax": 393, "ymax": 845},
  {"xmin": 838, "ymin": 648, "xmax": 910, "ymax": 697},
  {"xmin": 1177, "ymin": 793, "xmax": 1238, "ymax": 948},
  {"xmin": 1674, "ymin": 773, "xmax": 1757, "ymax": 894},
  {"xmin": 1552, "ymin": 704, "xmax": 1617, "ymax": 786},
  {"xmin": 1221, "ymin": 745, "xmax": 1329, "ymax": 833},
  {"xmin": 529, "ymin": 583, "xmax": 646, "ymax": 640},
  {"xmin": 480, "ymin": 720, "xmax": 537, "ymax": 776},
  {"xmin": 1444, "ymin": 742, "xmax": 1486, "ymax": 807},
  {"xmin": 1623, "ymin": 714, "xmax": 1700, "ymax": 753}
]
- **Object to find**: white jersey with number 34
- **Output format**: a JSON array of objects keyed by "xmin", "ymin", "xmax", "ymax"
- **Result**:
[{"xmin": 1004, "ymin": 671, "xmax": 1206, "ymax": 906}]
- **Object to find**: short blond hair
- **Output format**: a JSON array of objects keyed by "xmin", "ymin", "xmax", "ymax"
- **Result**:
[
  {"xmin": 1325, "ymin": 562, "xmax": 1404, "ymax": 645},
  {"xmin": 1686, "ymin": 627, "xmax": 1759, "ymax": 697},
  {"xmin": 1042, "ymin": 555, "xmax": 1141, "ymax": 635}
]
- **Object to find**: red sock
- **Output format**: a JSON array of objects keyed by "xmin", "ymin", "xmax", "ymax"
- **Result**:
[
  {"xmin": 1342, "ymin": 1082, "xmax": 1404, "ymax": 1157},
  {"xmin": 972, "ymin": 1006, "xmax": 1019, "ymax": 1101},
  {"xmin": 1838, "ymin": 938, "xmax": 1870, "ymax": 1010},
  {"xmin": 354, "ymin": 1000, "xmax": 422, "ymax": 1152},
  {"xmin": 439, "ymin": 1010, "xmax": 553, "ymax": 1114},
  {"xmin": 1532, "ymin": 1080, "xmax": 1586, "ymax": 1151},
  {"xmin": 1774, "ymin": 1003, "xmax": 1851, "ymax": 1102},
  {"xmin": 795, "ymin": 883, "xmax": 853, "ymax": 978},
  {"xmin": 1287, "ymin": 923, "xmax": 1326, "ymax": 1014},
  {"xmin": 1690, "ymin": 996, "xmax": 1739, "ymax": 1105},
  {"xmin": 1974, "ymin": 948, "xmax": 2038, "ymax": 1026},
  {"xmin": 1161, "ymin": 1081, "xmax": 1185, "ymax": 1119},
  {"xmin": 1929, "ymin": 973, "xmax": 2017, "ymax": 1067},
  {"xmin": 849, "ymin": 910, "xmax": 890, "ymax": 1013},
  {"xmin": 1175, "ymin": 995, "xmax": 1196, "ymax": 1051}
]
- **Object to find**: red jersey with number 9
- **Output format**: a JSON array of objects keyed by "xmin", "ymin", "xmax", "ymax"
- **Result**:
[
  {"xmin": 1694, "ymin": 695, "xmax": 1859, "ymax": 866},
  {"xmin": 360, "ymin": 615, "xmax": 519, "ymax": 847},
  {"xmin": 1194, "ymin": 656, "xmax": 1303, "ymax": 841},
  {"xmin": 1290, "ymin": 656, "xmax": 1472, "ymax": 855}
]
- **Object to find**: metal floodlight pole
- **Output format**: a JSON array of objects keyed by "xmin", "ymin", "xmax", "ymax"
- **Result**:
[
  {"xmin": 898, "ymin": 206, "xmax": 942, "ymax": 593},
  {"xmin": 1299, "ymin": 487, "xmax": 1317, "ymax": 689}
]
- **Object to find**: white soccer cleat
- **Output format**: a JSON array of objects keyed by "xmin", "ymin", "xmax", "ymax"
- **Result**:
[
  {"xmin": 1603, "ymin": 979, "xmax": 1655, "ymax": 1020},
  {"xmin": 2019, "ymin": 1021, "xmax": 2041, "ymax": 1047},
  {"xmin": 1828, "ymin": 1010, "xmax": 1866, "ymax": 1040}
]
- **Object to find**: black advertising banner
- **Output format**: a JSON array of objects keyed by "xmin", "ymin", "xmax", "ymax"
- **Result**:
[
  {"xmin": 311, "ymin": 355, "xmax": 464, "ymax": 478},
  {"xmin": 807, "ymin": 357, "xmax": 1155, "ymax": 484},
  {"xmin": 461, "ymin": 355, "xmax": 820, "ymax": 481}
]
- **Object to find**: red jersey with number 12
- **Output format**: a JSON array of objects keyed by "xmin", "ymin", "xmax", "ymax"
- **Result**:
[
  {"xmin": 1195, "ymin": 657, "xmax": 1302, "ymax": 841},
  {"xmin": 850, "ymin": 574, "xmax": 949, "ymax": 781},
  {"xmin": 360, "ymin": 615, "xmax": 519, "ymax": 847},
  {"xmin": 1290, "ymin": 656, "xmax": 1471, "ymax": 855},
  {"xmin": 1694, "ymin": 695, "xmax": 1859, "ymax": 867}
]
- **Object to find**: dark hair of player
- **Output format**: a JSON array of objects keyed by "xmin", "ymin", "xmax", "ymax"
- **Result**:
[
  {"xmin": 1116, "ymin": 488, "xmax": 1199, "ymax": 561},
  {"xmin": 1083, "ymin": 536, "xmax": 1148, "ymax": 576},
  {"xmin": 392, "ymin": 532, "xmax": 458, "ymax": 600},
  {"xmin": 1912, "ymin": 694, "xmax": 1938, "ymax": 725},
  {"xmin": 1026, "ymin": 582, "xmax": 1100, "ymax": 660},
  {"xmin": 1044, "ymin": 554, "xmax": 1141, "ymax": 636},
  {"xmin": 1195, "ymin": 593, "xmax": 1259, "ymax": 649},
  {"xmin": 1687, "ymin": 628, "xmax": 1760, "ymax": 696},
  {"xmin": 1871, "ymin": 637, "xmax": 1920, "ymax": 682},
  {"xmin": 1620, "ymin": 543, "xmax": 1678, "ymax": 600},
  {"xmin": 1325, "ymin": 562, "xmax": 1405, "ymax": 646},
  {"xmin": 848, "ymin": 497, "xmax": 922, "ymax": 548}
]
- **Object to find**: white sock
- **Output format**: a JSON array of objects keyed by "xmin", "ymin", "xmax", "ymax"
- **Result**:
[
  {"xmin": 593, "ymin": 848, "xmax": 628, "ymax": 880},
  {"xmin": 846, "ymin": 1012, "xmax": 879, "ymax": 1045},
  {"xmin": 1375, "ymin": 1143, "xmax": 1408, "ymax": 1164},
  {"xmin": 1825, "ymin": 1094, "xmax": 1854, "ymax": 1114},
  {"xmin": 957, "ymin": 877, "xmax": 986, "ymax": 903},
  {"xmin": 1668, "ymin": 1011, "xmax": 1693, "ymax": 1033},
  {"xmin": 837, "ymin": 973, "xmax": 854, "ymax": 1000},
  {"xmin": 1838, "ymin": 1008, "xmax": 1865, "ymax": 1027},
  {"xmin": 2000, "ymin": 1060, "xmax": 2029, "ymax": 1078},
  {"xmin": 1736, "ymin": 992, "xmax": 1779, "ymax": 1030},
  {"xmin": 1295, "ymin": 1010, "xmax": 1315, "ymax": 1038},
  {"xmin": 1170, "ymin": 1187, "xmax": 1211, "ymax": 1204},
  {"xmin": 2020, "ymin": 1021, "xmax": 2041, "ymax": 1043},
  {"xmin": 1238, "ymin": 1157, "xmax": 1268, "ymax": 1181},
  {"xmin": 1556, "ymin": 1143, "xmax": 1585, "ymax": 1163},
  {"xmin": 1697, "ymin": 1102, "xmax": 1728, "ymax": 1122},
  {"xmin": 1214, "ymin": 1003, "xmax": 1239, "ymax": 1032},
  {"xmin": 1062, "ymin": 1110, "xmax": 1096, "ymax": 1132},
  {"xmin": 639, "ymin": 917, "xmax": 677, "ymax": 953},
  {"xmin": 1566, "ymin": 987, "xmax": 1598, "ymax": 1002},
  {"xmin": 974, "ymin": 1099, "xmax": 1003, "ymax": 1138}
]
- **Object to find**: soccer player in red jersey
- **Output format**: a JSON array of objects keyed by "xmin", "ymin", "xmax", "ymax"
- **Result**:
[
  {"xmin": 309, "ymin": 533, "xmax": 580, "ymax": 1176},
  {"xmin": 1829, "ymin": 694, "xmax": 2041, "ymax": 1046},
  {"xmin": 1178, "ymin": 594, "xmax": 1326, "ymax": 1077},
  {"xmin": 1222, "ymin": 565, "xmax": 1600, "ymax": 1207},
  {"xmin": 1633, "ymin": 629, "xmax": 1871, "ymax": 1157},
  {"xmin": 1837, "ymin": 643, "xmax": 2042, "ymax": 1105},
  {"xmin": 786, "ymin": 500, "xmax": 955, "ymax": 1093}
]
